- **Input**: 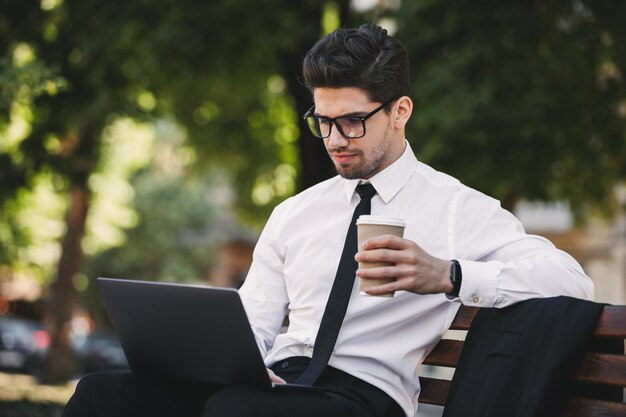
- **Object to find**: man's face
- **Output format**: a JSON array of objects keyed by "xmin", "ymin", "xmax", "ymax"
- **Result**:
[{"xmin": 312, "ymin": 87, "xmax": 405, "ymax": 180}]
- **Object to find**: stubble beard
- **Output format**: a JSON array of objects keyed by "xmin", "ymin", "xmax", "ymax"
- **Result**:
[
  {"xmin": 330, "ymin": 125, "xmax": 392, "ymax": 180},
  {"xmin": 332, "ymin": 150, "xmax": 379, "ymax": 179}
]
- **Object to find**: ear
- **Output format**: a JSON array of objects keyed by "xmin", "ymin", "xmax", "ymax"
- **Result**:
[{"xmin": 392, "ymin": 96, "xmax": 413, "ymax": 130}]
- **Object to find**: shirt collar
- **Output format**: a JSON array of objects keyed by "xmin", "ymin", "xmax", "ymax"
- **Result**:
[{"xmin": 343, "ymin": 140, "xmax": 418, "ymax": 203}]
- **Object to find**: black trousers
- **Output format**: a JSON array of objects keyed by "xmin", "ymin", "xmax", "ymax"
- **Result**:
[{"xmin": 62, "ymin": 357, "xmax": 404, "ymax": 417}]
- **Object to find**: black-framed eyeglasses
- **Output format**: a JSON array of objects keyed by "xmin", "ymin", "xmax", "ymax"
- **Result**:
[{"xmin": 303, "ymin": 100, "xmax": 394, "ymax": 139}]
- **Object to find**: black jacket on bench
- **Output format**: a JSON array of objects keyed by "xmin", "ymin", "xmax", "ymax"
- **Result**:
[{"xmin": 442, "ymin": 296, "xmax": 603, "ymax": 417}]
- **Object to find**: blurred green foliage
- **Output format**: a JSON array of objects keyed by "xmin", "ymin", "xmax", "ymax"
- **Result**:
[
  {"xmin": 0, "ymin": 56, "xmax": 67, "ymax": 116},
  {"xmin": 0, "ymin": 169, "xmax": 66, "ymax": 281},
  {"xmin": 85, "ymin": 148, "xmax": 220, "ymax": 284},
  {"xmin": 397, "ymin": 1, "xmax": 626, "ymax": 218},
  {"xmin": 86, "ymin": 171, "xmax": 217, "ymax": 282},
  {"xmin": 0, "ymin": 0, "xmax": 331, "ymax": 286}
]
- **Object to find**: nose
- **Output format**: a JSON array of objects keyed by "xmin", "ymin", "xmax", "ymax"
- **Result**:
[{"xmin": 326, "ymin": 123, "xmax": 349, "ymax": 148}]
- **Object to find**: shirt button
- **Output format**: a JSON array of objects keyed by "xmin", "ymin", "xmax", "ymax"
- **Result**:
[
  {"xmin": 281, "ymin": 361, "xmax": 289, "ymax": 369},
  {"xmin": 472, "ymin": 296, "xmax": 480, "ymax": 303}
]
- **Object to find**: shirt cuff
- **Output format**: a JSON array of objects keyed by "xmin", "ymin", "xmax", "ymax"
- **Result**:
[{"xmin": 457, "ymin": 260, "xmax": 501, "ymax": 307}]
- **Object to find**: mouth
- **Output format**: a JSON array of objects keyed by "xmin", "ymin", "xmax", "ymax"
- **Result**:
[{"xmin": 330, "ymin": 152, "xmax": 359, "ymax": 164}]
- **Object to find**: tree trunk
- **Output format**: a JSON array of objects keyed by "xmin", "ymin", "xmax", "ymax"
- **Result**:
[
  {"xmin": 501, "ymin": 191, "xmax": 519, "ymax": 214},
  {"xmin": 41, "ymin": 181, "xmax": 89, "ymax": 384},
  {"xmin": 283, "ymin": 55, "xmax": 336, "ymax": 190},
  {"xmin": 280, "ymin": 0, "xmax": 353, "ymax": 190},
  {"xmin": 279, "ymin": 27, "xmax": 336, "ymax": 190}
]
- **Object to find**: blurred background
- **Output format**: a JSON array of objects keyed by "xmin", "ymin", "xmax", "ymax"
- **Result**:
[{"xmin": 0, "ymin": 0, "xmax": 625, "ymax": 414}]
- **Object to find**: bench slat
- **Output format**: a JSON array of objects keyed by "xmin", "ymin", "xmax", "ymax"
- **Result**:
[
  {"xmin": 594, "ymin": 305, "xmax": 626, "ymax": 338},
  {"xmin": 449, "ymin": 306, "xmax": 478, "ymax": 331},
  {"xmin": 419, "ymin": 377, "xmax": 626, "ymax": 415},
  {"xmin": 422, "ymin": 339, "xmax": 463, "ymax": 367},
  {"xmin": 424, "ymin": 347, "xmax": 626, "ymax": 386},
  {"xmin": 574, "ymin": 352, "xmax": 626, "ymax": 386},
  {"xmin": 561, "ymin": 397, "xmax": 626, "ymax": 417},
  {"xmin": 448, "ymin": 305, "xmax": 626, "ymax": 337},
  {"xmin": 418, "ymin": 377, "xmax": 449, "ymax": 406}
]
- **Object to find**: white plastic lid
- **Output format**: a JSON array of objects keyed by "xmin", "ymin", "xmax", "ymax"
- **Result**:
[{"xmin": 356, "ymin": 215, "xmax": 405, "ymax": 227}]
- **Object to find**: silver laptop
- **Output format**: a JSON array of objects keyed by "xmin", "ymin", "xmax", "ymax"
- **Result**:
[{"xmin": 97, "ymin": 277, "xmax": 329, "ymax": 392}]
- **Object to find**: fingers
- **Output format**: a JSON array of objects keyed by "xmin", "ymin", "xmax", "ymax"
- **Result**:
[
  {"xmin": 359, "ymin": 234, "xmax": 407, "ymax": 251},
  {"xmin": 357, "ymin": 264, "xmax": 414, "ymax": 279},
  {"xmin": 355, "ymin": 248, "xmax": 417, "ymax": 265},
  {"xmin": 355, "ymin": 237, "xmax": 452, "ymax": 295},
  {"xmin": 363, "ymin": 280, "xmax": 402, "ymax": 296},
  {"xmin": 267, "ymin": 368, "xmax": 286, "ymax": 384},
  {"xmin": 359, "ymin": 275, "xmax": 421, "ymax": 296},
  {"xmin": 360, "ymin": 274, "xmax": 436, "ymax": 296},
  {"xmin": 355, "ymin": 236, "xmax": 420, "ymax": 266},
  {"xmin": 355, "ymin": 237, "xmax": 420, "ymax": 280}
]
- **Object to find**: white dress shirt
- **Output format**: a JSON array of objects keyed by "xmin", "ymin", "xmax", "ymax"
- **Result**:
[{"xmin": 238, "ymin": 141, "xmax": 594, "ymax": 417}]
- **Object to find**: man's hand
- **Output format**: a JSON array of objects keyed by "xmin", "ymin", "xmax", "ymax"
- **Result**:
[
  {"xmin": 267, "ymin": 368, "xmax": 286, "ymax": 384},
  {"xmin": 355, "ymin": 235, "xmax": 453, "ymax": 296}
]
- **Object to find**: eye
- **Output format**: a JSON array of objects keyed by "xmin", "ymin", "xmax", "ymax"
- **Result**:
[
  {"xmin": 337, "ymin": 118, "xmax": 363, "ymax": 133},
  {"xmin": 318, "ymin": 117, "xmax": 331, "ymax": 127}
]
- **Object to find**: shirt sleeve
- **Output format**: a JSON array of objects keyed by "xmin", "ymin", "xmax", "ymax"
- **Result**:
[
  {"xmin": 450, "ymin": 189, "xmax": 594, "ymax": 308},
  {"xmin": 238, "ymin": 204, "xmax": 290, "ymax": 358}
]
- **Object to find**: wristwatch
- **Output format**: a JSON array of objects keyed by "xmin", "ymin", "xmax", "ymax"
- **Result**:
[{"xmin": 448, "ymin": 259, "xmax": 462, "ymax": 297}]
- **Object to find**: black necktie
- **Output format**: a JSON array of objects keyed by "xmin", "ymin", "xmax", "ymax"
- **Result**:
[{"xmin": 296, "ymin": 183, "xmax": 377, "ymax": 385}]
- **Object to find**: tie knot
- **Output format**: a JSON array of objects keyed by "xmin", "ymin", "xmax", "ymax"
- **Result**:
[{"xmin": 355, "ymin": 183, "xmax": 376, "ymax": 200}]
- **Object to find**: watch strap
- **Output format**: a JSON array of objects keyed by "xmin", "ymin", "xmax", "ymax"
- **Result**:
[{"xmin": 448, "ymin": 259, "xmax": 462, "ymax": 297}]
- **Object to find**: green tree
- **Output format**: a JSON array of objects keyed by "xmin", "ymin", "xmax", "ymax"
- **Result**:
[
  {"xmin": 86, "ymin": 159, "xmax": 220, "ymax": 285},
  {"xmin": 396, "ymin": 1, "xmax": 626, "ymax": 217},
  {"xmin": 0, "ymin": 0, "xmax": 353, "ymax": 384},
  {"xmin": 1, "ymin": 0, "xmax": 160, "ymax": 383}
]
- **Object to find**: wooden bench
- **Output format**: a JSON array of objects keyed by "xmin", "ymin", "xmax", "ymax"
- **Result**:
[{"xmin": 420, "ymin": 304, "xmax": 626, "ymax": 416}]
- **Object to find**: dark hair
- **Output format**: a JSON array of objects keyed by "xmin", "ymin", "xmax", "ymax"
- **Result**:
[{"xmin": 302, "ymin": 23, "xmax": 410, "ymax": 105}]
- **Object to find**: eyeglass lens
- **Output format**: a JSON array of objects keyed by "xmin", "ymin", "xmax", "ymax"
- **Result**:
[{"xmin": 306, "ymin": 116, "xmax": 365, "ymax": 139}]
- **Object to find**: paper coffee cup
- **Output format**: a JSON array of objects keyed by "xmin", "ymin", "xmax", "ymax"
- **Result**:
[{"xmin": 356, "ymin": 215, "xmax": 406, "ymax": 297}]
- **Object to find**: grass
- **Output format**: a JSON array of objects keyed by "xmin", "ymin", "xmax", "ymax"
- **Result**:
[{"xmin": 0, "ymin": 372, "xmax": 75, "ymax": 406}]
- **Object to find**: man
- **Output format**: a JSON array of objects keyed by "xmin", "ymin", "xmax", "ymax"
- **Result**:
[{"xmin": 63, "ymin": 23, "xmax": 593, "ymax": 417}]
